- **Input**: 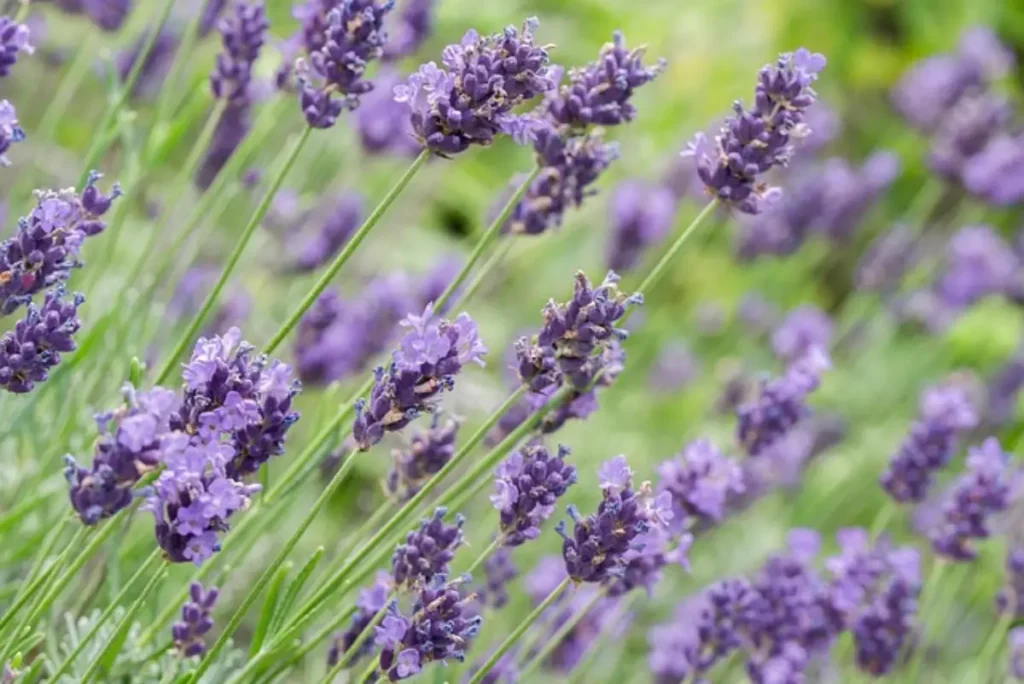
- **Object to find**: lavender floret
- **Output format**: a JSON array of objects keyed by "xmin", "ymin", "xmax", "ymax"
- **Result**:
[
  {"xmin": 491, "ymin": 443, "xmax": 577, "ymax": 546},
  {"xmin": 928, "ymin": 92, "xmax": 1010, "ymax": 183},
  {"xmin": 210, "ymin": 1, "xmax": 268, "ymax": 105},
  {"xmin": 0, "ymin": 100, "xmax": 24, "ymax": 167},
  {"xmin": 172, "ymin": 582, "xmax": 219, "ymax": 658},
  {"xmin": 935, "ymin": 225, "xmax": 1018, "ymax": 309},
  {"xmin": 771, "ymin": 305, "xmax": 832, "ymax": 363},
  {"xmin": 997, "ymin": 548, "xmax": 1024, "ymax": 620},
  {"xmin": 329, "ymin": 571, "xmax": 392, "ymax": 667},
  {"xmin": 476, "ymin": 548, "xmax": 517, "ymax": 610},
  {"xmin": 963, "ymin": 133, "xmax": 1024, "ymax": 206},
  {"xmin": 0, "ymin": 287, "xmax": 84, "ymax": 394},
  {"xmin": 385, "ymin": 413, "xmax": 458, "ymax": 502},
  {"xmin": 356, "ymin": 68, "xmax": 420, "ymax": 156},
  {"xmin": 656, "ymin": 438, "xmax": 744, "ymax": 528},
  {"xmin": 606, "ymin": 180, "xmax": 677, "ymax": 273},
  {"xmin": 0, "ymin": 15, "xmax": 32, "ymax": 77},
  {"xmin": 390, "ymin": 507, "xmax": 464, "ymax": 590}
]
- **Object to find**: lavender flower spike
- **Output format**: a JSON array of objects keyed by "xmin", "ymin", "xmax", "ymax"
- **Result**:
[
  {"xmin": 0, "ymin": 287, "xmax": 84, "ymax": 394},
  {"xmin": 931, "ymin": 438, "xmax": 1015, "ymax": 561},
  {"xmin": 0, "ymin": 16, "xmax": 33, "ymax": 78},
  {"xmin": 391, "ymin": 507, "xmax": 464, "ymax": 590},
  {"xmin": 172, "ymin": 582, "xmax": 220, "ymax": 658},
  {"xmin": 656, "ymin": 438, "xmax": 744, "ymax": 527},
  {"xmin": 386, "ymin": 413, "xmax": 459, "ymax": 502},
  {"xmin": 477, "ymin": 548, "xmax": 517, "ymax": 609},
  {"xmin": 771, "ymin": 304, "xmax": 832, "ymax": 363},
  {"xmin": 329, "ymin": 571, "xmax": 392, "ymax": 667},
  {"xmin": 687, "ymin": 48, "xmax": 826, "ymax": 214},
  {"xmin": 736, "ymin": 348, "xmax": 829, "ymax": 457},
  {"xmin": 394, "ymin": 17, "xmax": 556, "ymax": 156},
  {"xmin": 606, "ymin": 180, "xmax": 677, "ymax": 273},
  {"xmin": 353, "ymin": 307, "xmax": 486, "ymax": 450},
  {"xmin": 546, "ymin": 31, "xmax": 665, "ymax": 129},
  {"xmin": 491, "ymin": 443, "xmax": 577, "ymax": 546},
  {"xmin": 209, "ymin": 1, "xmax": 269, "ymax": 105},
  {"xmin": 0, "ymin": 100, "xmax": 24, "ymax": 167},
  {"xmin": 65, "ymin": 384, "xmax": 179, "ymax": 524},
  {"xmin": 880, "ymin": 383, "xmax": 977, "ymax": 503}
]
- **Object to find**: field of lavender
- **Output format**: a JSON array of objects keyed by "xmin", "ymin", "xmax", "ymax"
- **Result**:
[{"xmin": 1, "ymin": 0, "xmax": 1023, "ymax": 681}]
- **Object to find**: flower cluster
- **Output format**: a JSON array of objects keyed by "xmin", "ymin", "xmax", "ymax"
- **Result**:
[
  {"xmin": 934, "ymin": 225, "xmax": 1018, "ymax": 310},
  {"xmin": 0, "ymin": 100, "xmax": 24, "ymax": 166},
  {"xmin": 209, "ymin": 1, "xmax": 268, "ymax": 105},
  {"xmin": 354, "ymin": 68, "xmax": 420, "ymax": 156},
  {"xmin": 172, "ymin": 582, "xmax": 220, "ymax": 658},
  {"xmin": 0, "ymin": 287, "xmax": 84, "ymax": 394},
  {"xmin": 771, "ymin": 304, "xmax": 832, "ymax": 363},
  {"xmin": 390, "ymin": 507, "xmax": 464, "ymax": 590},
  {"xmin": 352, "ymin": 307, "xmax": 486, "ymax": 450},
  {"xmin": 294, "ymin": 0, "xmax": 396, "ymax": 128},
  {"xmin": 382, "ymin": 0, "xmax": 435, "ymax": 61},
  {"xmin": 931, "ymin": 438, "xmax": 1015, "ymax": 561},
  {"xmin": 65, "ymin": 384, "xmax": 179, "ymax": 524},
  {"xmin": 491, "ymin": 443, "xmax": 577, "ymax": 546},
  {"xmin": 385, "ymin": 413, "xmax": 459, "ymax": 502},
  {"xmin": 655, "ymin": 438, "xmax": 744, "ymax": 528},
  {"xmin": 290, "ymin": 190, "xmax": 365, "ymax": 272},
  {"xmin": 825, "ymin": 528, "xmax": 921, "ymax": 676},
  {"xmin": 557, "ymin": 456, "xmax": 674, "ymax": 583},
  {"xmin": 736, "ymin": 348, "xmax": 829, "ymax": 457},
  {"xmin": 394, "ymin": 17, "xmax": 555, "ymax": 156},
  {"xmin": 880, "ymin": 383, "xmax": 978, "ymax": 503},
  {"xmin": 928, "ymin": 92, "xmax": 1010, "ymax": 182},
  {"xmin": 374, "ymin": 575, "xmax": 481, "ymax": 680},
  {"xmin": 963, "ymin": 132, "xmax": 1024, "ymax": 205},
  {"xmin": 0, "ymin": 15, "xmax": 32, "ymax": 78},
  {"xmin": 329, "ymin": 571, "xmax": 391, "ymax": 667},
  {"xmin": 174, "ymin": 327, "xmax": 301, "ymax": 479},
  {"xmin": 606, "ymin": 180, "xmax": 677, "ymax": 273},
  {"xmin": 196, "ymin": 104, "xmax": 251, "ymax": 190},
  {"xmin": 0, "ymin": 174, "xmax": 121, "ymax": 316},
  {"xmin": 687, "ymin": 49, "xmax": 825, "ymax": 214}
]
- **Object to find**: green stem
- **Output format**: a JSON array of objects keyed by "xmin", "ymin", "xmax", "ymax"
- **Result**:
[
  {"xmin": 468, "ymin": 577, "xmax": 572, "ymax": 684},
  {"xmin": 261, "ymin": 149, "xmax": 430, "ymax": 355},
  {"xmin": 905, "ymin": 561, "xmax": 948, "ymax": 680},
  {"xmin": 635, "ymin": 200, "xmax": 718, "ymax": 296},
  {"xmin": 869, "ymin": 501, "xmax": 896, "ymax": 538},
  {"xmin": 452, "ymin": 240, "xmax": 512, "ymax": 311},
  {"xmin": 155, "ymin": 126, "xmax": 314, "ymax": 385},
  {"xmin": 48, "ymin": 550, "xmax": 163, "ymax": 681},
  {"xmin": 317, "ymin": 596, "xmax": 394, "ymax": 684},
  {"xmin": 356, "ymin": 658, "xmax": 378, "ymax": 683},
  {"xmin": 151, "ymin": 10, "xmax": 205, "ymax": 148},
  {"xmin": 80, "ymin": 561, "xmax": 168, "ymax": 683},
  {"xmin": 185, "ymin": 446, "xmax": 361, "ymax": 683},
  {"xmin": 75, "ymin": 0, "xmax": 177, "ymax": 189},
  {"xmin": 13, "ymin": 0, "xmax": 29, "ymax": 23},
  {"xmin": 978, "ymin": 611, "xmax": 1015, "ymax": 678},
  {"xmin": 431, "ymin": 164, "xmax": 541, "ymax": 315},
  {"xmin": 519, "ymin": 586, "xmax": 605, "ymax": 677}
]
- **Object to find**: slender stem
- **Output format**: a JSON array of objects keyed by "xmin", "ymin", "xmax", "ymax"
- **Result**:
[
  {"xmin": 185, "ymin": 448, "xmax": 361, "ymax": 683},
  {"xmin": 356, "ymin": 658, "xmax": 378, "ymax": 683},
  {"xmin": 48, "ymin": 550, "xmax": 163, "ymax": 681},
  {"xmin": 452, "ymin": 240, "xmax": 513, "ymax": 310},
  {"xmin": 635, "ymin": 200, "xmax": 718, "ymax": 296},
  {"xmin": 317, "ymin": 596, "xmax": 394, "ymax": 684},
  {"xmin": 905, "ymin": 561, "xmax": 948, "ymax": 680},
  {"xmin": 75, "ymin": 0, "xmax": 177, "ymax": 189},
  {"xmin": 465, "ymin": 537, "xmax": 500, "ymax": 577},
  {"xmin": 566, "ymin": 592, "xmax": 640, "ymax": 684},
  {"xmin": 151, "ymin": 10, "xmax": 205, "ymax": 143},
  {"xmin": 13, "ymin": 0, "xmax": 29, "ymax": 22},
  {"xmin": 869, "ymin": 501, "xmax": 896, "ymax": 538},
  {"xmin": 978, "ymin": 611, "xmax": 1015, "ymax": 677},
  {"xmin": 519, "ymin": 586, "xmax": 605, "ymax": 677},
  {"xmin": 155, "ymin": 126, "xmax": 314, "ymax": 384},
  {"xmin": 80, "ymin": 561, "xmax": 168, "ymax": 683},
  {"xmin": 431, "ymin": 164, "xmax": 540, "ymax": 315},
  {"xmin": 468, "ymin": 577, "xmax": 572, "ymax": 684},
  {"xmin": 261, "ymin": 149, "xmax": 430, "ymax": 355}
]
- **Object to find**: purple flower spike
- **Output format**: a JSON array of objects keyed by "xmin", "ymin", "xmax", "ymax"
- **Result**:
[
  {"xmin": 606, "ymin": 527, "xmax": 689, "ymax": 597},
  {"xmin": 476, "ymin": 547, "xmax": 517, "ymax": 609},
  {"xmin": 931, "ymin": 438, "xmax": 1015, "ymax": 561},
  {"xmin": 997, "ymin": 548, "xmax": 1024, "ymax": 620},
  {"xmin": 352, "ymin": 308, "xmax": 485, "ymax": 450},
  {"xmin": 546, "ymin": 31, "xmax": 665, "ymax": 129},
  {"xmin": 506, "ymin": 127, "xmax": 620, "ymax": 236},
  {"xmin": 557, "ymin": 455, "xmax": 672, "ymax": 583},
  {"xmin": 291, "ymin": 191, "xmax": 365, "ymax": 272},
  {"xmin": 376, "ymin": 575, "xmax": 481, "ymax": 680},
  {"xmin": 0, "ymin": 287, "xmax": 84, "ymax": 394},
  {"xmin": 656, "ymin": 438, "xmax": 744, "ymax": 528},
  {"xmin": 0, "ymin": 100, "xmax": 25, "ymax": 167},
  {"xmin": 825, "ymin": 529, "xmax": 920, "ymax": 676},
  {"xmin": 66, "ymin": 384, "xmax": 179, "ymax": 524},
  {"xmin": 964, "ymin": 133, "xmax": 1024, "ymax": 206},
  {"xmin": 175, "ymin": 327, "xmax": 301, "ymax": 479},
  {"xmin": 771, "ymin": 304, "xmax": 832, "ymax": 363},
  {"xmin": 856, "ymin": 224, "xmax": 917, "ymax": 292},
  {"xmin": 195, "ymin": 104, "xmax": 251, "ymax": 191},
  {"xmin": 386, "ymin": 413, "xmax": 459, "ymax": 502},
  {"xmin": 687, "ymin": 48, "xmax": 825, "ymax": 214},
  {"xmin": 606, "ymin": 180, "xmax": 677, "ymax": 273},
  {"xmin": 328, "ymin": 571, "xmax": 392, "ymax": 667},
  {"xmin": 491, "ymin": 443, "xmax": 577, "ymax": 546},
  {"xmin": 880, "ymin": 383, "xmax": 978, "ymax": 503},
  {"xmin": 390, "ymin": 507, "xmax": 464, "ymax": 590},
  {"xmin": 210, "ymin": 1, "xmax": 268, "ymax": 105},
  {"xmin": 394, "ymin": 17, "xmax": 556, "ymax": 156},
  {"xmin": 382, "ymin": 0, "xmax": 435, "ymax": 61},
  {"xmin": 355, "ymin": 68, "xmax": 420, "ymax": 156},
  {"xmin": 172, "ymin": 582, "xmax": 220, "ymax": 658},
  {"xmin": 935, "ymin": 225, "xmax": 1018, "ymax": 309},
  {"xmin": 0, "ymin": 16, "xmax": 33, "ymax": 78},
  {"xmin": 736, "ymin": 349, "xmax": 829, "ymax": 457},
  {"xmin": 0, "ymin": 175, "xmax": 121, "ymax": 316},
  {"xmin": 929, "ymin": 92, "xmax": 1010, "ymax": 183}
]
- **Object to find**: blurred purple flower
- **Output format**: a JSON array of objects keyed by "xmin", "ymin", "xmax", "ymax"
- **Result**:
[
  {"xmin": 935, "ymin": 225, "xmax": 1018, "ymax": 309},
  {"xmin": 656, "ymin": 438, "xmax": 744, "ymax": 528},
  {"xmin": 964, "ymin": 133, "xmax": 1024, "ymax": 206},
  {"xmin": 0, "ymin": 16, "xmax": 33, "ymax": 77},
  {"xmin": 606, "ymin": 180, "xmax": 677, "ymax": 272},
  {"xmin": 290, "ymin": 191, "xmax": 365, "ymax": 272},
  {"xmin": 649, "ymin": 339, "xmax": 698, "ymax": 392},
  {"xmin": 771, "ymin": 304, "xmax": 832, "ymax": 363},
  {"xmin": 355, "ymin": 67, "xmax": 420, "ymax": 156},
  {"xmin": 328, "ymin": 571, "xmax": 392, "ymax": 667},
  {"xmin": 856, "ymin": 224, "xmax": 917, "ymax": 292},
  {"xmin": 0, "ymin": 100, "xmax": 25, "ymax": 166},
  {"xmin": 382, "ymin": 0, "xmax": 435, "ymax": 61},
  {"xmin": 476, "ymin": 548, "xmax": 517, "ymax": 610},
  {"xmin": 929, "ymin": 92, "xmax": 1010, "ymax": 183},
  {"xmin": 115, "ymin": 29, "xmax": 179, "ymax": 100}
]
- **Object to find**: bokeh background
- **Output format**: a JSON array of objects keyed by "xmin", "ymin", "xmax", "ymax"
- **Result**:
[{"xmin": 4, "ymin": 0, "xmax": 1024, "ymax": 681}]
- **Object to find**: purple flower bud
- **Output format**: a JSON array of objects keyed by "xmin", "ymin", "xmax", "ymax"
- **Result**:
[
  {"xmin": 688, "ymin": 48, "xmax": 825, "ymax": 215},
  {"xmin": 656, "ymin": 439, "xmax": 744, "ymax": 527},
  {"xmin": 0, "ymin": 287, "xmax": 84, "ymax": 394},
  {"xmin": 395, "ymin": 18, "xmax": 556, "ymax": 156},
  {"xmin": 931, "ymin": 438, "xmax": 1015, "ymax": 561},
  {"xmin": 328, "ymin": 571, "xmax": 392, "ymax": 667},
  {"xmin": 771, "ymin": 305, "xmax": 832, "ymax": 363},
  {"xmin": 209, "ymin": 1, "xmax": 268, "ymax": 106},
  {"xmin": 385, "ymin": 413, "xmax": 458, "ymax": 502},
  {"xmin": 66, "ymin": 384, "xmax": 179, "ymax": 524},
  {"xmin": 0, "ymin": 175, "xmax": 121, "ymax": 316},
  {"xmin": 353, "ymin": 308, "xmax": 485, "ymax": 450},
  {"xmin": 390, "ymin": 507, "xmax": 464, "ymax": 590},
  {"xmin": 0, "ymin": 15, "xmax": 33, "ymax": 77},
  {"xmin": 880, "ymin": 383, "xmax": 978, "ymax": 504},
  {"xmin": 382, "ymin": 0, "xmax": 435, "ymax": 61},
  {"xmin": 546, "ymin": 31, "xmax": 665, "ymax": 129},
  {"xmin": 736, "ymin": 349, "xmax": 829, "ymax": 457},
  {"xmin": 605, "ymin": 180, "xmax": 677, "ymax": 273},
  {"xmin": 0, "ymin": 100, "xmax": 25, "ymax": 167},
  {"xmin": 376, "ymin": 575, "xmax": 480, "ymax": 680},
  {"xmin": 172, "ymin": 582, "xmax": 219, "ymax": 658},
  {"xmin": 491, "ymin": 443, "xmax": 576, "ymax": 546},
  {"xmin": 506, "ymin": 127, "xmax": 619, "ymax": 236}
]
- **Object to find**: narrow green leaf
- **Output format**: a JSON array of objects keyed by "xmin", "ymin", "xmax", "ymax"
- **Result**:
[
  {"xmin": 268, "ymin": 547, "xmax": 324, "ymax": 639},
  {"xmin": 249, "ymin": 561, "xmax": 293, "ymax": 657}
]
